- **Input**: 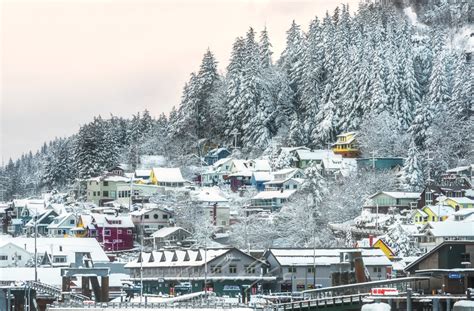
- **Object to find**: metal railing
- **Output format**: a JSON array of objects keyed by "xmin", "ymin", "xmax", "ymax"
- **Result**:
[
  {"xmin": 46, "ymin": 300, "xmax": 251, "ymax": 310},
  {"xmin": 26, "ymin": 281, "xmax": 89, "ymax": 303}
]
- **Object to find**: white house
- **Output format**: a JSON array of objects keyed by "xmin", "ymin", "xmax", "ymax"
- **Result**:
[
  {"xmin": 130, "ymin": 205, "xmax": 174, "ymax": 235},
  {"xmin": 250, "ymin": 190, "xmax": 297, "ymax": 213},
  {"xmin": 47, "ymin": 213, "xmax": 78, "ymax": 237},
  {"xmin": 0, "ymin": 237, "xmax": 109, "ymax": 267},
  {"xmin": 192, "ymin": 187, "xmax": 230, "ymax": 228},
  {"xmin": 0, "ymin": 242, "xmax": 32, "ymax": 267},
  {"xmin": 414, "ymin": 221, "xmax": 474, "ymax": 252},
  {"xmin": 150, "ymin": 167, "xmax": 187, "ymax": 187}
]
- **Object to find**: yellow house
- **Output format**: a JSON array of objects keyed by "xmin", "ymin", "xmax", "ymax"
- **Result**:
[
  {"xmin": 332, "ymin": 132, "xmax": 360, "ymax": 158},
  {"xmin": 413, "ymin": 204, "xmax": 455, "ymax": 224},
  {"xmin": 444, "ymin": 197, "xmax": 474, "ymax": 210},
  {"xmin": 150, "ymin": 167, "xmax": 186, "ymax": 187}
]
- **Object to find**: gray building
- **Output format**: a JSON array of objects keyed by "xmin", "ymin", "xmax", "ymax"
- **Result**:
[
  {"xmin": 264, "ymin": 248, "xmax": 393, "ymax": 292},
  {"xmin": 124, "ymin": 247, "xmax": 274, "ymax": 296}
]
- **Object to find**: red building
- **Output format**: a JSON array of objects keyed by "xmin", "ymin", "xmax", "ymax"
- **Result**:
[{"xmin": 77, "ymin": 213, "xmax": 135, "ymax": 251}]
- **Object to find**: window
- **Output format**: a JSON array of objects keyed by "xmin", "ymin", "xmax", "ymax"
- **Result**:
[
  {"xmin": 104, "ymin": 229, "xmax": 111, "ymax": 236},
  {"xmin": 373, "ymin": 267, "xmax": 381, "ymax": 273},
  {"xmin": 163, "ymin": 214, "xmax": 168, "ymax": 219},
  {"xmin": 127, "ymin": 229, "xmax": 133, "ymax": 235},
  {"xmin": 103, "ymin": 191, "xmax": 109, "ymax": 197},
  {"xmin": 461, "ymin": 253, "xmax": 470, "ymax": 263},
  {"xmin": 144, "ymin": 215, "xmax": 150, "ymax": 219},
  {"xmin": 0, "ymin": 256, "xmax": 7, "ymax": 260},
  {"xmin": 110, "ymin": 191, "xmax": 116, "ymax": 198},
  {"xmin": 17, "ymin": 255, "xmax": 21, "ymax": 260},
  {"xmin": 425, "ymin": 192, "xmax": 433, "ymax": 205},
  {"xmin": 69, "ymin": 219, "xmax": 75, "ymax": 225},
  {"xmin": 222, "ymin": 221, "xmax": 226, "ymax": 225},
  {"xmin": 229, "ymin": 265, "xmax": 237, "ymax": 274},
  {"xmin": 288, "ymin": 267, "xmax": 296, "ymax": 273},
  {"xmin": 211, "ymin": 266, "xmax": 221, "ymax": 273},
  {"xmin": 118, "ymin": 229, "xmax": 122, "ymax": 234},
  {"xmin": 246, "ymin": 266, "xmax": 256, "ymax": 274},
  {"xmin": 153, "ymin": 214, "xmax": 159, "ymax": 219},
  {"xmin": 103, "ymin": 181, "xmax": 109, "ymax": 186},
  {"xmin": 308, "ymin": 267, "xmax": 315, "ymax": 273},
  {"xmin": 54, "ymin": 256, "xmax": 66, "ymax": 263}
]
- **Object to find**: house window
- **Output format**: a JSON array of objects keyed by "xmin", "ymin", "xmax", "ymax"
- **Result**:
[
  {"xmin": 103, "ymin": 181, "xmax": 109, "ymax": 186},
  {"xmin": 163, "ymin": 214, "xmax": 168, "ymax": 219},
  {"xmin": 118, "ymin": 229, "xmax": 122, "ymax": 234},
  {"xmin": 373, "ymin": 267, "xmax": 382, "ymax": 273},
  {"xmin": 461, "ymin": 253, "xmax": 470, "ymax": 263},
  {"xmin": 153, "ymin": 214, "xmax": 159, "ymax": 219},
  {"xmin": 229, "ymin": 265, "xmax": 237, "ymax": 274},
  {"xmin": 222, "ymin": 221, "xmax": 226, "ymax": 225},
  {"xmin": 144, "ymin": 215, "xmax": 149, "ymax": 219},
  {"xmin": 53, "ymin": 256, "xmax": 66, "ymax": 263},
  {"xmin": 211, "ymin": 266, "xmax": 221, "ymax": 273},
  {"xmin": 308, "ymin": 267, "xmax": 315, "ymax": 273},
  {"xmin": 103, "ymin": 191, "xmax": 109, "ymax": 197},
  {"xmin": 104, "ymin": 229, "xmax": 111, "ymax": 236},
  {"xmin": 0, "ymin": 256, "xmax": 7, "ymax": 260},
  {"xmin": 288, "ymin": 267, "xmax": 296, "ymax": 273},
  {"xmin": 127, "ymin": 229, "xmax": 133, "ymax": 235},
  {"xmin": 69, "ymin": 219, "xmax": 75, "ymax": 225},
  {"xmin": 245, "ymin": 266, "xmax": 256, "ymax": 274},
  {"xmin": 425, "ymin": 192, "xmax": 433, "ymax": 205},
  {"xmin": 16, "ymin": 255, "xmax": 21, "ymax": 260}
]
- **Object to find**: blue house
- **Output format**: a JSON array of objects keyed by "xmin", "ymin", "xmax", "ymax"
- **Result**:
[
  {"xmin": 251, "ymin": 172, "xmax": 273, "ymax": 192},
  {"xmin": 356, "ymin": 157, "xmax": 404, "ymax": 171},
  {"xmin": 204, "ymin": 148, "xmax": 231, "ymax": 166}
]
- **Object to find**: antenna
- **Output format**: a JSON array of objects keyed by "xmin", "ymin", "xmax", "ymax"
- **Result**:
[{"xmin": 229, "ymin": 129, "xmax": 240, "ymax": 149}]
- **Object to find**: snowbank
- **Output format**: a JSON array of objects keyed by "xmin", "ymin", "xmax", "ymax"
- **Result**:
[{"xmin": 362, "ymin": 302, "xmax": 391, "ymax": 311}]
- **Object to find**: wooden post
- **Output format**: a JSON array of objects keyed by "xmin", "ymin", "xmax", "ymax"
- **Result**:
[{"xmin": 101, "ymin": 276, "xmax": 109, "ymax": 302}]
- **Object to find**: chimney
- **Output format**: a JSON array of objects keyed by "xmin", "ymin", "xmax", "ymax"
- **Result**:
[{"xmin": 369, "ymin": 235, "xmax": 374, "ymax": 247}]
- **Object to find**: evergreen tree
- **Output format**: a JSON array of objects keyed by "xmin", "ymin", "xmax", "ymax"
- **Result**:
[{"xmin": 399, "ymin": 140, "xmax": 424, "ymax": 191}]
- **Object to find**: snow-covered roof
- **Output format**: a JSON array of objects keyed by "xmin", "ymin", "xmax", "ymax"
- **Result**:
[
  {"xmin": 424, "ymin": 204, "xmax": 454, "ymax": 217},
  {"xmin": 80, "ymin": 213, "xmax": 134, "ymax": 228},
  {"xmin": 252, "ymin": 190, "xmax": 297, "ymax": 200},
  {"xmin": 151, "ymin": 226, "xmax": 190, "ymax": 238},
  {"xmin": 370, "ymin": 191, "xmax": 420, "ymax": 200},
  {"xmin": 252, "ymin": 171, "xmax": 273, "ymax": 182},
  {"xmin": 296, "ymin": 150, "xmax": 335, "ymax": 161},
  {"xmin": 251, "ymin": 159, "xmax": 271, "ymax": 172},
  {"xmin": 47, "ymin": 213, "xmax": 75, "ymax": 229},
  {"xmin": 212, "ymin": 157, "xmax": 234, "ymax": 169},
  {"xmin": 446, "ymin": 166, "xmax": 471, "ymax": 173},
  {"xmin": 322, "ymin": 156, "xmax": 344, "ymax": 170},
  {"xmin": 151, "ymin": 168, "xmax": 186, "ymax": 183},
  {"xmin": 0, "ymin": 237, "xmax": 109, "ymax": 263},
  {"xmin": 192, "ymin": 187, "xmax": 228, "ymax": 203},
  {"xmin": 267, "ymin": 248, "xmax": 390, "ymax": 267},
  {"xmin": 125, "ymin": 248, "xmax": 231, "ymax": 268},
  {"xmin": 425, "ymin": 222, "xmax": 474, "ymax": 237},
  {"xmin": 135, "ymin": 169, "xmax": 151, "ymax": 178},
  {"xmin": 446, "ymin": 197, "xmax": 474, "ymax": 204},
  {"xmin": 206, "ymin": 147, "xmax": 230, "ymax": 157},
  {"xmin": 231, "ymin": 160, "xmax": 249, "ymax": 172}
]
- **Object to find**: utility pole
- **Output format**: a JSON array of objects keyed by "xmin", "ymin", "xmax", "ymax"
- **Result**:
[
  {"xmin": 140, "ymin": 215, "xmax": 144, "ymax": 303},
  {"xmin": 34, "ymin": 210, "xmax": 38, "ymax": 282}
]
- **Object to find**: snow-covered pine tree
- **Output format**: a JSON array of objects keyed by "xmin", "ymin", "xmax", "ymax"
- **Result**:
[{"xmin": 399, "ymin": 140, "xmax": 424, "ymax": 191}]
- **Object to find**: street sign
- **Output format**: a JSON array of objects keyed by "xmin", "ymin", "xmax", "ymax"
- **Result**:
[{"xmin": 448, "ymin": 272, "xmax": 462, "ymax": 279}]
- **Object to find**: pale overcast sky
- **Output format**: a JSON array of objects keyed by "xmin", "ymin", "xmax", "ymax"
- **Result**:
[{"xmin": 1, "ymin": 0, "xmax": 360, "ymax": 161}]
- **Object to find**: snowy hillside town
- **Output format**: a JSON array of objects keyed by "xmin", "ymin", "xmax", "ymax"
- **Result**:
[{"xmin": 1, "ymin": 0, "xmax": 473, "ymax": 310}]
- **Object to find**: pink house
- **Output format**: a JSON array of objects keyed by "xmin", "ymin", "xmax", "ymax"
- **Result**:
[{"xmin": 78, "ymin": 213, "xmax": 135, "ymax": 251}]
